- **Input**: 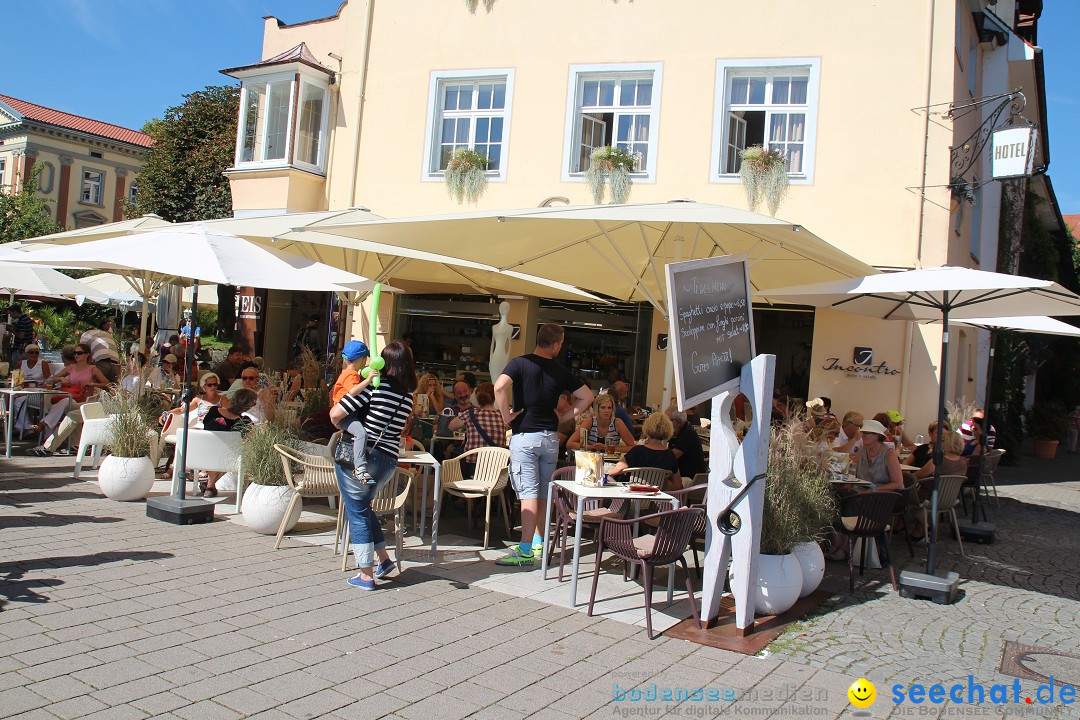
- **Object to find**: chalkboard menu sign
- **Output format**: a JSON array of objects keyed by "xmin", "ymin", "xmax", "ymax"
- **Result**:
[{"xmin": 665, "ymin": 255, "xmax": 755, "ymax": 409}]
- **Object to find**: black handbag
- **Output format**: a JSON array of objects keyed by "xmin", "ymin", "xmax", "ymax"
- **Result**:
[{"xmin": 333, "ymin": 432, "xmax": 355, "ymax": 470}]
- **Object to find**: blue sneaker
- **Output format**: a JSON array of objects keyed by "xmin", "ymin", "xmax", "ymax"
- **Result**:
[
  {"xmin": 347, "ymin": 574, "xmax": 376, "ymax": 590},
  {"xmin": 374, "ymin": 558, "xmax": 396, "ymax": 579}
]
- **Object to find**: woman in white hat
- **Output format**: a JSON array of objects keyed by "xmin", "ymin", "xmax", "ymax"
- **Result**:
[{"xmin": 853, "ymin": 419, "xmax": 904, "ymax": 492}]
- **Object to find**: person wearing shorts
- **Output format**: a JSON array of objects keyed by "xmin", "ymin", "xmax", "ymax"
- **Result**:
[{"xmin": 493, "ymin": 323, "xmax": 593, "ymax": 566}]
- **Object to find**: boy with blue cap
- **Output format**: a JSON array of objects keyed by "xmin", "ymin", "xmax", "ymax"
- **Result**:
[{"xmin": 334, "ymin": 340, "xmax": 378, "ymax": 484}]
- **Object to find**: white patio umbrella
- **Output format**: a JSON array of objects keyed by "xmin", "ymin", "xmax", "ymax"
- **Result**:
[
  {"xmin": 0, "ymin": 263, "xmax": 109, "ymax": 305},
  {"xmin": 762, "ymin": 266, "xmax": 1080, "ymax": 577},
  {"xmin": 8, "ymin": 223, "xmax": 386, "ymax": 350},
  {"xmin": 289, "ymin": 201, "xmax": 877, "ymax": 311},
  {"xmin": 80, "ymin": 272, "xmax": 217, "ymax": 307},
  {"xmin": 29, "ymin": 213, "xmax": 173, "ymax": 244}
]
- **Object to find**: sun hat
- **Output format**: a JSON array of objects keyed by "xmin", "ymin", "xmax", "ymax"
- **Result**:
[
  {"xmin": 805, "ymin": 398, "xmax": 827, "ymax": 417},
  {"xmin": 163, "ymin": 354, "xmax": 177, "ymax": 364},
  {"xmin": 342, "ymin": 340, "xmax": 369, "ymax": 361},
  {"xmin": 860, "ymin": 419, "xmax": 888, "ymax": 437},
  {"xmin": 886, "ymin": 410, "xmax": 905, "ymax": 424}
]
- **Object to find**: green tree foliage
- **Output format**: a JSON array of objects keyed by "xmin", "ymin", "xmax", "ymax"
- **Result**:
[
  {"xmin": 0, "ymin": 164, "xmax": 63, "ymax": 244},
  {"xmin": 125, "ymin": 85, "xmax": 239, "ymax": 222}
]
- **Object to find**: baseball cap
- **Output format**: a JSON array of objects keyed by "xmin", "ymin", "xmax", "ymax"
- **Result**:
[
  {"xmin": 886, "ymin": 410, "xmax": 904, "ymax": 424},
  {"xmin": 342, "ymin": 340, "xmax": 369, "ymax": 361},
  {"xmin": 163, "ymin": 354, "xmax": 178, "ymax": 364}
]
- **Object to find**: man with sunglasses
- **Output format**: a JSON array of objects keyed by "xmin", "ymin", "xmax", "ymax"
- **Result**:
[
  {"xmin": 833, "ymin": 411, "xmax": 864, "ymax": 454},
  {"xmin": 226, "ymin": 366, "xmax": 274, "ymax": 423}
]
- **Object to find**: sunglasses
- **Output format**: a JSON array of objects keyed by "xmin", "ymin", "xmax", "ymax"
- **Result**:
[
  {"xmin": 242, "ymin": 376, "xmax": 259, "ymax": 380},
  {"xmin": 74, "ymin": 350, "xmax": 88, "ymax": 356},
  {"xmin": 203, "ymin": 382, "xmax": 219, "ymax": 387}
]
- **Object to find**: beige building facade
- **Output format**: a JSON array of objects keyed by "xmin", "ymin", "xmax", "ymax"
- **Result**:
[
  {"xmin": 0, "ymin": 94, "xmax": 151, "ymax": 230},
  {"xmin": 222, "ymin": 0, "xmax": 1062, "ymax": 429}
]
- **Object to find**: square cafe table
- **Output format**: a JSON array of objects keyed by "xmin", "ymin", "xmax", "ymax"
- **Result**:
[
  {"xmin": 540, "ymin": 479, "xmax": 679, "ymax": 607},
  {"xmin": 397, "ymin": 450, "xmax": 443, "ymax": 557},
  {"xmin": 2, "ymin": 387, "xmax": 72, "ymax": 458}
]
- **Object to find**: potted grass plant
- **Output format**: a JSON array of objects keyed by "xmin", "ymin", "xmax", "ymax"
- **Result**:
[
  {"xmin": 585, "ymin": 146, "xmax": 636, "ymax": 205},
  {"xmin": 1026, "ymin": 400, "xmax": 1067, "ymax": 460},
  {"xmin": 240, "ymin": 419, "xmax": 305, "ymax": 534},
  {"xmin": 97, "ymin": 389, "xmax": 160, "ymax": 501},
  {"xmin": 444, "ymin": 148, "xmax": 490, "ymax": 205},
  {"xmin": 738, "ymin": 146, "xmax": 789, "ymax": 217},
  {"xmin": 754, "ymin": 415, "xmax": 836, "ymax": 612}
]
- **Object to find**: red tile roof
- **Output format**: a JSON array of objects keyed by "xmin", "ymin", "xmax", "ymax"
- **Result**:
[
  {"xmin": 221, "ymin": 42, "xmax": 333, "ymax": 77},
  {"xmin": 0, "ymin": 94, "xmax": 153, "ymax": 148},
  {"xmin": 1065, "ymin": 214, "xmax": 1080, "ymax": 240}
]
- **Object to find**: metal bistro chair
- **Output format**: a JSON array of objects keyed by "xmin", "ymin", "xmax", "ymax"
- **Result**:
[
  {"xmin": 339, "ymin": 468, "xmax": 413, "ymax": 572},
  {"xmin": 546, "ymin": 466, "xmax": 626, "ymax": 581},
  {"xmin": 272, "ymin": 444, "xmax": 342, "ymax": 551},
  {"xmin": 588, "ymin": 507, "xmax": 704, "ymax": 640},
  {"xmin": 921, "ymin": 474, "xmax": 967, "ymax": 557},
  {"xmin": 836, "ymin": 491, "xmax": 901, "ymax": 593}
]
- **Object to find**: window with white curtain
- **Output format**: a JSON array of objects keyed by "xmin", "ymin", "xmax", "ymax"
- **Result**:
[
  {"xmin": 566, "ymin": 65, "xmax": 661, "ymax": 177},
  {"xmin": 237, "ymin": 75, "xmax": 293, "ymax": 165},
  {"xmin": 712, "ymin": 60, "xmax": 820, "ymax": 183},
  {"xmin": 81, "ymin": 169, "xmax": 104, "ymax": 205}
]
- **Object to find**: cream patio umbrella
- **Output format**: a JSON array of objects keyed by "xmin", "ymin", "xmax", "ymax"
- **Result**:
[
  {"xmin": 761, "ymin": 267, "xmax": 1080, "ymax": 580},
  {"xmin": 286, "ymin": 201, "xmax": 877, "ymax": 311},
  {"xmin": 29, "ymin": 214, "xmax": 173, "ymax": 244}
]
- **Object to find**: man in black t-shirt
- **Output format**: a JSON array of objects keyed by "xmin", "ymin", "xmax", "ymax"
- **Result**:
[
  {"xmin": 669, "ymin": 410, "xmax": 707, "ymax": 479},
  {"xmin": 494, "ymin": 323, "xmax": 593, "ymax": 566}
]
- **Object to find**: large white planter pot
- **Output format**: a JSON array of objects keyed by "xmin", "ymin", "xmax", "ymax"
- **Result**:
[
  {"xmin": 242, "ymin": 484, "xmax": 301, "ymax": 535},
  {"xmin": 753, "ymin": 553, "xmax": 804, "ymax": 616},
  {"xmin": 792, "ymin": 542, "xmax": 826, "ymax": 598},
  {"xmin": 97, "ymin": 456, "xmax": 156, "ymax": 502}
]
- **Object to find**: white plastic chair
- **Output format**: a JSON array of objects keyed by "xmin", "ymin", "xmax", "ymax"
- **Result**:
[
  {"xmin": 73, "ymin": 402, "xmax": 112, "ymax": 480},
  {"xmin": 171, "ymin": 428, "xmax": 243, "ymax": 504},
  {"xmin": 438, "ymin": 446, "xmax": 512, "ymax": 550}
]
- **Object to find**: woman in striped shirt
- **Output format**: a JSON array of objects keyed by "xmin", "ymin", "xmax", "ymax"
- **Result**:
[{"xmin": 329, "ymin": 340, "xmax": 416, "ymax": 590}]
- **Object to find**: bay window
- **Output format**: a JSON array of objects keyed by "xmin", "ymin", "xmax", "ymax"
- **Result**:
[{"xmin": 231, "ymin": 70, "xmax": 330, "ymax": 173}]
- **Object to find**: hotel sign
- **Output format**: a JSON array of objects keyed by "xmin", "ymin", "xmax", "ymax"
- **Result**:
[{"xmin": 991, "ymin": 127, "xmax": 1037, "ymax": 179}]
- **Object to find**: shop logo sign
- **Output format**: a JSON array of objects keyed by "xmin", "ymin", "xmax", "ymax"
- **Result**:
[{"xmin": 823, "ymin": 347, "xmax": 900, "ymax": 380}]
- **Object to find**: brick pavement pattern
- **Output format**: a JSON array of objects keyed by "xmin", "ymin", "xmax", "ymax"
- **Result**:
[{"xmin": 2, "ymin": 448, "xmax": 1079, "ymax": 719}]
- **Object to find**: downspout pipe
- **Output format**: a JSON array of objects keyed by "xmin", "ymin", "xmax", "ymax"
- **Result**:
[
  {"xmin": 915, "ymin": 0, "xmax": 937, "ymax": 266},
  {"xmin": 349, "ymin": 0, "xmax": 376, "ymax": 206}
]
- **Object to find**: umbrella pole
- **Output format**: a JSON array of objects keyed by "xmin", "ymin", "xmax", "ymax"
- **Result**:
[
  {"xmin": 174, "ymin": 279, "xmax": 198, "ymax": 502},
  {"xmin": 926, "ymin": 302, "xmax": 951, "ymax": 576},
  {"xmin": 138, "ymin": 274, "xmax": 150, "ymax": 358},
  {"xmin": 971, "ymin": 329, "xmax": 997, "ymax": 523}
]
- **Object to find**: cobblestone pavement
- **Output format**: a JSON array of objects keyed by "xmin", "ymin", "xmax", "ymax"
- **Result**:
[{"xmin": 2, "ymin": 448, "xmax": 1078, "ymax": 719}]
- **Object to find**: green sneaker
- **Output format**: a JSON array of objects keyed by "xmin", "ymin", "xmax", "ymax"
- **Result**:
[
  {"xmin": 495, "ymin": 546, "xmax": 535, "ymax": 566},
  {"xmin": 532, "ymin": 541, "xmax": 544, "ymax": 556}
]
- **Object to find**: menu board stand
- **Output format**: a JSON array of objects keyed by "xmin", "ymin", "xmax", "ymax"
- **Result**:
[{"xmin": 665, "ymin": 255, "xmax": 774, "ymax": 636}]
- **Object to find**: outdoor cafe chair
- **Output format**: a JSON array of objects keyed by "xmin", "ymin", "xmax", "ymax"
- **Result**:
[
  {"xmin": 73, "ymin": 402, "xmax": 111, "ymax": 480},
  {"xmin": 835, "ymin": 491, "xmax": 901, "ymax": 593},
  {"xmin": 438, "ymin": 446, "xmax": 512, "ymax": 550},
  {"xmin": 339, "ymin": 468, "xmax": 413, "ymax": 572},
  {"xmin": 619, "ymin": 466, "xmax": 673, "ymax": 489},
  {"xmin": 172, "ymin": 427, "xmax": 243, "ymax": 503},
  {"xmin": 961, "ymin": 449, "xmax": 1003, "ymax": 516},
  {"xmin": 647, "ymin": 482, "xmax": 709, "ymax": 577},
  {"xmin": 587, "ymin": 506, "xmax": 704, "ymax": 640},
  {"xmin": 921, "ymin": 474, "xmax": 966, "ymax": 558},
  {"xmin": 272, "ymin": 444, "xmax": 341, "ymax": 551}
]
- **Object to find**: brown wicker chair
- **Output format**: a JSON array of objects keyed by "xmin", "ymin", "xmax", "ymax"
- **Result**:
[
  {"xmin": 588, "ymin": 507, "xmax": 704, "ymax": 639},
  {"xmin": 272, "ymin": 444, "xmax": 342, "ymax": 551},
  {"xmin": 836, "ymin": 491, "xmax": 901, "ymax": 592}
]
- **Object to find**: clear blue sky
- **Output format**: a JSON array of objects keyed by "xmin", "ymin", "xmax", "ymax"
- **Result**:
[{"xmin": 2, "ymin": 0, "xmax": 1078, "ymax": 214}]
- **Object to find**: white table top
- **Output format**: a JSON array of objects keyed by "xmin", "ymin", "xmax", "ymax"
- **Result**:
[
  {"xmin": 1, "ymin": 386, "xmax": 71, "ymax": 396},
  {"xmin": 553, "ymin": 478, "xmax": 675, "ymax": 503},
  {"xmin": 401, "ymin": 450, "xmax": 438, "ymax": 465}
]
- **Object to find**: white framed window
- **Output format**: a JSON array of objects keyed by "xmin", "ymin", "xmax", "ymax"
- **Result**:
[
  {"xmin": 0, "ymin": 158, "xmax": 5, "ymax": 189},
  {"xmin": 711, "ymin": 59, "xmax": 820, "ymax": 184},
  {"xmin": 422, "ymin": 69, "xmax": 514, "ymax": 181},
  {"xmin": 236, "ymin": 72, "xmax": 295, "ymax": 167},
  {"xmin": 81, "ymin": 169, "xmax": 104, "ymax": 205},
  {"xmin": 128, "ymin": 181, "xmax": 138, "ymax": 204},
  {"xmin": 562, "ymin": 63, "xmax": 662, "ymax": 182},
  {"xmin": 294, "ymin": 80, "xmax": 329, "ymax": 171}
]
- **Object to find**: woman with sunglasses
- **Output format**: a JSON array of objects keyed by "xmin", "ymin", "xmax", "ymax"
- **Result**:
[
  {"xmin": 12, "ymin": 344, "xmax": 52, "ymax": 433},
  {"xmin": 160, "ymin": 372, "xmax": 224, "ymax": 430},
  {"xmin": 30, "ymin": 343, "xmax": 110, "ymax": 456}
]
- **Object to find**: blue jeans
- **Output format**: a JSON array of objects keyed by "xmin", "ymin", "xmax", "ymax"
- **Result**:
[{"xmin": 335, "ymin": 449, "xmax": 397, "ymax": 568}]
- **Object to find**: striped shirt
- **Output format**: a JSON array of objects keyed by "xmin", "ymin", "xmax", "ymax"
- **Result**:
[{"xmin": 335, "ymin": 377, "xmax": 414, "ymax": 458}]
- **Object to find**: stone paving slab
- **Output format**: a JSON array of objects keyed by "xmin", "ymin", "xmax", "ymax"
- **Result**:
[{"xmin": 3, "ymin": 448, "xmax": 1080, "ymax": 718}]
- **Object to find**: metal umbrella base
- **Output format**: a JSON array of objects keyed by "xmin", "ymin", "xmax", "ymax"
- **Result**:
[
  {"xmin": 146, "ymin": 496, "xmax": 215, "ymax": 525},
  {"xmin": 898, "ymin": 570, "xmax": 960, "ymax": 604}
]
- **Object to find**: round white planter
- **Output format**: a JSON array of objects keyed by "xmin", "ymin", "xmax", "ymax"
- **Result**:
[
  {"xmin": 97, "ymin": 456, "xmax": 156, "ymax": 502},
  {"xmin": 753, "ymin": 553, "xmax": 804, "ymax": 616},
  {"xmin": 242, "ymin": 483, "xmax": 302, "ymax": 535},
  {"xmin": 792, "ymin": 542, "xmax": 826, "ymax": 598}
]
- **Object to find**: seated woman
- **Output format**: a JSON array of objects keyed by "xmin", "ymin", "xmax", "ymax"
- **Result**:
[
  {"xmin": 147, "ymin": 354, "xmax": 180, "ymax": 390},
  {"xmin": 905, "ymin": 428, "xmax": 968, "ymax": 537},
  {"xmin": 853, "ymin": 419, "xmax": 906, "ymax": 492},
  {"xmin": 161, "ymin": 372, "xmax": 223, "ymax": 430},
  {"xmin": 409, "ymin": 373, "xmax": 445, "ymax": 443},
  {"xmin": 30, "ymin": 344, "xmax": 110, "ymax": 457},
  {"xmin": 12, "ymin": 344, "xmax": 52, "ymax": 432},
  {"xmin": 566, "ymin": 392, "xmax": 636, "ymax": 455},
  {"xmin": 447, "ymin": 381, "xmax": 507, "ymax": 477},
  {"xmin": 608, "ymin": 412, "xmax": 681, "ymax": 490},
  {"xmin": 199, "ymin": 388, "xmax": 259, "ymax": 498}
]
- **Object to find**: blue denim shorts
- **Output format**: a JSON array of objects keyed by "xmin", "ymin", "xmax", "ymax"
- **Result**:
[{"xmin": 508, "ymin": 431, "xmax": 559, "ymax": 500}]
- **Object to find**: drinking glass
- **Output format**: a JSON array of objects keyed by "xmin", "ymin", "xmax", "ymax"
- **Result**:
[
  {"xmin": 604, "ymin": 435, "xmax": 618, "ymax": 454},
  {"xmin": 915, "ymin": 434, "xmax": 925, "ymax": 445}
]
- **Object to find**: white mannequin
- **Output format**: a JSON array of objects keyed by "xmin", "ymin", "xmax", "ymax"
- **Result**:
[{"xmin": 489, "ymin": 301, "xmax": 512, "ymax": 379}]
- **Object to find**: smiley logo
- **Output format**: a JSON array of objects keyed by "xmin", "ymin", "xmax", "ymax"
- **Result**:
[{"xmin": 848, "ymin": 678, "xmax": 876, "ymax": 709}]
